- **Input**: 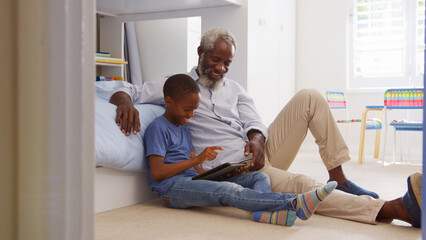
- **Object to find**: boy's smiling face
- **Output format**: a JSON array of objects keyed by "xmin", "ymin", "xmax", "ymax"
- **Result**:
[{"xmin": 164, "ymin": 92, "xmax": 201, "ymax": 126}]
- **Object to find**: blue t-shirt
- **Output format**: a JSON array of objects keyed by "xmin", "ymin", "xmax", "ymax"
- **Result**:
[{"xmin": 145, "ymin": 115, "xmax": 198, "ymax": 195}]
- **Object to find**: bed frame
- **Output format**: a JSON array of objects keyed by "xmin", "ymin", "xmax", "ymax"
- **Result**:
[{"xmin": 95, "ymin": 167, "xmax": 156, "ymax": 213}]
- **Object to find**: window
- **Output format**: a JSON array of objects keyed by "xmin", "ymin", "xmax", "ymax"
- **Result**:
[{"xmin": 348, "ymin": 0, "xmax": 425, "ymax": 89}]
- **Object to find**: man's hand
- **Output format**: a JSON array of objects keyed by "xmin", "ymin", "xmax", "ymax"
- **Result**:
[
  {"xmin": 110, "ymin": 91, "xmax": 140, "ymax": 136},
  {"xmin": 115, "ymin": 103, "xmax": 141, "ymax": 136},
  {"xmin": 245, "ymin": 130, "xmax": 265, "ymax": 172},
  {"xmin": 223, "ymin": 166, "xmax": 247, "ymax": 179}
]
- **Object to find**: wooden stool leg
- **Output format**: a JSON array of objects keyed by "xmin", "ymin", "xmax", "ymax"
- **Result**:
[
  {"xmin": 381, "ymin": 110, "xmax": 388, "ymax": 165},
  {"xmin": 373, "ymin": 110, "xmax": 383, "ymax": 159},
  {"xmin": 373, "ymin": 129, "xmax": 381, "ymax": 159},
  {"xmin": 393, "ymin": 128, "xmax": 396, "ymax": 164},
  {"xmin": 358, "ymin": 109, "xmax": 368, "ymax": 164}
]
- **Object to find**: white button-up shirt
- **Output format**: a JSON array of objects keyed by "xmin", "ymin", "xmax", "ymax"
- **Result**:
[{"xmin": 114, "ymin": 67, "xmax": 268, "ymax": 170}]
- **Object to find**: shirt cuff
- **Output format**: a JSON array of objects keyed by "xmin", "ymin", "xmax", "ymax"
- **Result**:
[
  {"xmin": 111, "ymin": 87, "xmax": 134, "ymax": 103},
  {"xmin": 244, "ymin": 126, "xmax": 268, "ymax": 144}
]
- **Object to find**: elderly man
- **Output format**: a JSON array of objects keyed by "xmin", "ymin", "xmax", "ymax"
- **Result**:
[{"xmin": 110, "ymin": 28, "xmax": 421, "ymax": 227}]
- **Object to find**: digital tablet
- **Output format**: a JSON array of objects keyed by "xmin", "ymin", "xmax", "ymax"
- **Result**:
[{"xmin": 192, "ymin": 161, "xmax": 248, "ymax": 181}]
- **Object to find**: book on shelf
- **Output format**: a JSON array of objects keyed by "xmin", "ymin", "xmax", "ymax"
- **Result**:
[
  {"xmin": 95, "ymin": 57, "xmax": 128, "ymax": 64},
  {"xmin": 96, "ymin": 51, "xmax": 111, "ymax": 58},
  {"xmin": 96, "ymin": 76, "xmax": 124, "ymax": 81}
]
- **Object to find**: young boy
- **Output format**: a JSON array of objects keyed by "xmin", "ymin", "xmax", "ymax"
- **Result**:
[{"xmin": 144, "ymin": 74, "xmax": 337, "ymax": 226}]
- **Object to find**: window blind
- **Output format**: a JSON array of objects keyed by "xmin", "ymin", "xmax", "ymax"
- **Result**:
[
  {"xmin": 353, "ymin": 0, "xmax": 405, "ymax": 78},
  {"xmin": 350, "ymin": 0, "xmax": 425, "ymax": 88}
]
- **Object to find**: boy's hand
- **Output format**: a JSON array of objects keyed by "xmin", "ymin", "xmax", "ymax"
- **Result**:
[{"xmin": 194, "ymin": 146, "xmax": 224, "ymax": 164}]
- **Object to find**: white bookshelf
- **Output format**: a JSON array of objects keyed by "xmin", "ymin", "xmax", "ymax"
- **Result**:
[{"xmin": 96, "ymin": 13, "xmax": 126, "ymax": 81}]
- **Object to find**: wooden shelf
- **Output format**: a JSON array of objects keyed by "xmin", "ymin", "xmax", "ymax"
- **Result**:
[
  {"xmin": 95, "ymin": 57, "xmax": 127, "ymax": 65},
  {"xmin": 95, "ymin": 62, "xmax": 125, "ymax": 67}
]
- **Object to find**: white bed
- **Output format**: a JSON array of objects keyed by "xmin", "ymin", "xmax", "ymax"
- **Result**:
[{"xmin": 94, "ymin": 81, "xmax": 164, "ymax": 213}]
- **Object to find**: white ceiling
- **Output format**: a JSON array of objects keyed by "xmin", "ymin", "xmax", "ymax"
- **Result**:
[{"xmin": 97, "ymin": 0, "xmax": 242, "ymax": 16}]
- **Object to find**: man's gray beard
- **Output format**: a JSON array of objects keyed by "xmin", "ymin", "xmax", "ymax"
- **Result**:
[
  {"xmin": 198, "ymin": 74, "xmax": 224, "ymax": 90},
  {"xmin": 197, "ymin": 55, "xmax": 224, "ymax": 90}
]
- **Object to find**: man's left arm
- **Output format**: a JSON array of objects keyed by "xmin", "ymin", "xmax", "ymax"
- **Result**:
[
  {"xmin": 236, "ymin": 87, "xmax": 268, "ymax": 171},
  {"xmin": 245, "ymin": 129, "xmax": 266, "ymax": 171}
]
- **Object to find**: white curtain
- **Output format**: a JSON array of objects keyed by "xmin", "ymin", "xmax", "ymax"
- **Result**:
[{"xmin": 124, "ymin": 22, "xmax": 143, "ymax": 86}]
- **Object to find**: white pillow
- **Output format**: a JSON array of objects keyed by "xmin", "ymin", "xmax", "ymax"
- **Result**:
[
  {"xmin": 95, "ymin": 81, "xmax": 134, "ymax": 101},
  {"xmin": 94, "ymin": 82, "xmax": 164, "ymax": 171}
]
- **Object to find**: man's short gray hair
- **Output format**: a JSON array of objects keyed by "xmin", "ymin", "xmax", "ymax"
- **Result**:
[{"xmin": 200, "ymin": 28, "xmax": 237, "ymax": 52}]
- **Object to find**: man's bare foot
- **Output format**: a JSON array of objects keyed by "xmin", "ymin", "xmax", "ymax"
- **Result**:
[
  {"xmin": 328, "ymin": 165, "xmax": 348, "ymax": 185},
  {"xmin": 377, "ymin": 173, "xmax": 422, "ymax": 228},
  {"xmin": 402, "ymin": 173, "xmax": 422, "ymax": 227},
  {"xmin": 377, "ymin": 198, "xmax": 412, "ymax": 224}
]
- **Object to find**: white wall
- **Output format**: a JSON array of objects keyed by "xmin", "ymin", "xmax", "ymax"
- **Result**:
[
  {"xmin": 121, "ymin": 3, "xmax": 249, "ymax": 88},
  {"xmin": 127, "ymin": 1, "xmax": 296, "ymax": 127},
  {"xmin": 296, "ymin": 0, "xmax": 422, "ymax": 163},
  {"xmin": 247, "ymin": 0, "xmax": 296, "ymax": 126},
  {"xmin": 1, "ymin": 1, "xmax": 17, "ymax": 239},
  {"xmin": 1, "ymin": 0, "xmax": 95, "ymax": 239},
  {"xmin": 134, "ymin": 18, "xmax": 189, "ymax": 82},
  {"xmin": 187, "ymin": 17, "xmax": 202, "ymax": 72},
  {"xmin": 134, "ymin": 17, "xmax": 201, "ymax": 82}
]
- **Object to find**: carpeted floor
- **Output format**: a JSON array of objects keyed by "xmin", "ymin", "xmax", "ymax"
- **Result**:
[{"xmin": 95, "ymin": 152, "xmax": 422, "ymax": 240}]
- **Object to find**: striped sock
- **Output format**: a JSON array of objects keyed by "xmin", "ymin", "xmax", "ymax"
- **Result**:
[
  {"xmin": 252, "ymin": 210, "xmax": 297, "ymax": 226},
  {"xmin": 296, "ymin": 181, "xmax": 337, "ymax": 220}
]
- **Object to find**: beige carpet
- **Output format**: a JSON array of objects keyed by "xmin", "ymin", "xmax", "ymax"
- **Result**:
[{"xmin": 96, "ymin": 153, "xmax": 422, "ymax": 240}]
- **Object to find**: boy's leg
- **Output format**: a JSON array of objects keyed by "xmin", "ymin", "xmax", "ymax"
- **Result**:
[
  {"xmin": 226, "ymin": 173, "xmax": 295, "ymax": 226},
  {"xmin": 265, "ymin": 88, "xmax": 378, "ymax": 198},
  {"xmin": 163, "ymin": 176, "xmax": 336, "ymax": 221},
  {"xmin": 261, "ymin": 164, "xmax": 385, "ymax": 224},
  {"xmin": 228, "ymin": 173, "xmax": 338, "ymax": 220},
  {"xmin": 226, "ymin": 172, "xmax": 272, "ymax": 192},
  {"xmin": 161, "ymin": 177, "xmax": 296, "ymax": 212}
]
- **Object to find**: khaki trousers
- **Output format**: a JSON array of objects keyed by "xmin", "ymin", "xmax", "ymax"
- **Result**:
[{"xmin": 260, "ymin": 89, "xmax": 385, "ymax": 224}]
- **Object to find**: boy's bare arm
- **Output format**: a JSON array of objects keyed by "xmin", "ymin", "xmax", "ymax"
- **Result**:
[
  {"xmin": 193, "ymin": 164, "xmax": 206, "ymax": 174},
  {"xmin": 149, "ymin": 146, "xmax": 223, "ymax": 181},
  {"xmin": 149, "ymin": 155, "xmax": 201, "ymax": 181}
]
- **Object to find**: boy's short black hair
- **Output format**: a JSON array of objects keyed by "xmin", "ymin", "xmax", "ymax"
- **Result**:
[{"xmin": 163, "ymin": 74, "xmax": 200, "ymax": 101}]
